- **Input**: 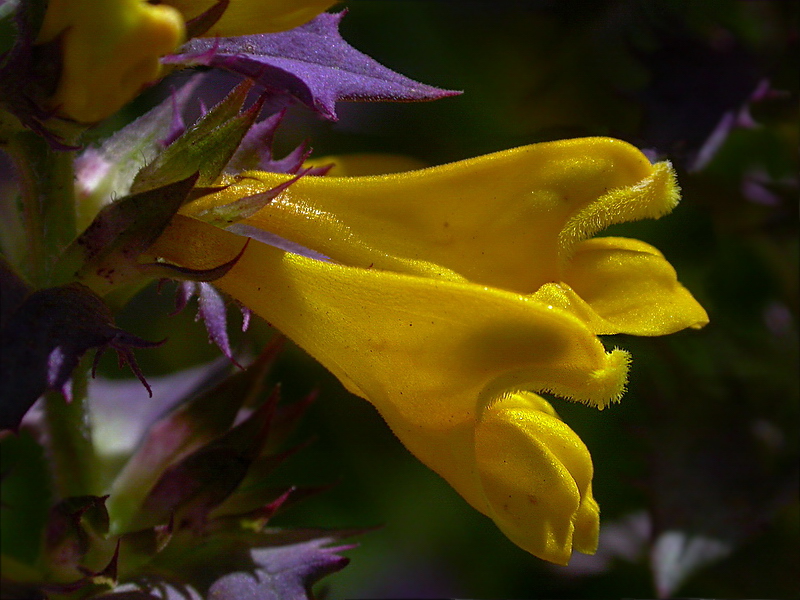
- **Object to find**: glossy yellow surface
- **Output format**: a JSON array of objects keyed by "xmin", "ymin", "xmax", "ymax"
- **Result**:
[{"xmin": 150, "ymin": 138, "xmax": 709, "ymax": 564}]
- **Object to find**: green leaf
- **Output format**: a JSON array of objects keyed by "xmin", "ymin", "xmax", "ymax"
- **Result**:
[
  {"xmin": 130, "ymin": 81, "xmax": 260, "ymax": 193},
  {"xmin": 108, "ymin": 344, "xmax": 282, "ymax": 533},
  {"xmin": 52, "ymin": 174, "xmax": 198, "ymax": 292}
]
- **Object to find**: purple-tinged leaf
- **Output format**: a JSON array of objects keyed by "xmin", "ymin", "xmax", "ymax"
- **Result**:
[
  {"xmin": 240, "ymin": 303, "xmax": 252, "ymax": 332},
  {"xmin": 91, "ymin": 332, "xmax": 165, "ymax": 398},
  {"xmin": 169, "ymin": 277, "xmax": 251, "ymax": 359},
  {"xmin": 104, "ymin": 364, "xmax": 244, "ymax": 527},
  {"xmin": 39, "ymin": 540, "xmax": 120, "ymax": 596},
  {"xmin": 197, "ymin": 282, "xmax": 239, "ymax": 365},
  {"xmin": 116, "ymin": 349, "xmax": 281, "ymax": 532},
  {"xmin": 174, "ymin": 280, "xmax": 197, "ymax": 315},
  {"xmin": 0, "ymin": 284, "xmax": 159, "ymax": 431},
  {"xmin": 133, "ymin": 391, "xmax": 277, "ymax": 531},
  {"xmin": 225, "ymin": 223, "xmax": 332, "ymax": 263},
  {"xmin": 223, "ymin": 109, "xmax": 329, "ymax": 176},
  {"xmin": 165, "ymin": 11, "xmax": 460, "ymax": 121},
  {"xmin": 224, "ymin": 110, "xmax": 302, "ymax": 174},
  {"xmin": 204, "ymin": 534, "xmax": 353, "ymax": 600},
  {"xmin": 266, "ymin": 388, "xmax": 317, "ymax": 452}
]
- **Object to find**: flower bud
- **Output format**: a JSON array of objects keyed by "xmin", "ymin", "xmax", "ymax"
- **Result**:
[{"xmin": 37, "ymin": 0, "xmax": 185, "ymax": 122}]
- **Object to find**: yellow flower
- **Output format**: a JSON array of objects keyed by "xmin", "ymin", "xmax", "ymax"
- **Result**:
[
  {"xmin": 36, "ymin": 0, "xmax": 335, "ymax": 123},
  {"xmin": 148, "ymin": 137, "xmax": 708, "ymax": 564}
]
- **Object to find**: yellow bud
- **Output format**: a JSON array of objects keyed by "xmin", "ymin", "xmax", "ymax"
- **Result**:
[{"xmin": 38, "ymin": 0, "xmax": 185, "ymax": 123}]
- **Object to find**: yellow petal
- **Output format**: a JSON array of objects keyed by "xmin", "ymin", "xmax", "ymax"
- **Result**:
[
  {"xmin": 151, "ymin": 215, "xmax": 630, "ymax": 412},
  {"xmin": 184, "ymin": 138, "xmax": 678, "ymax": 295},
  {"xmin": 305, "ymin": 153, "xmax": 429, "ymax": 176},
  {"xmin": 164, "ymin": 0, "xmax": 337, "ymax": 36},
  {"xmin": 38, "ymin": 0, "xmax": 185, "ymax": 123},
  {"xmin": 150, "ymin": 217, "xmax": 609, "ymax": 562},
  {"xmin": 547, "ymin": 237, "xmax": 709, "ymax": 335},
  {"xmin": 473, "ymin": 392, "xmax": 599, "ymax": 564}
]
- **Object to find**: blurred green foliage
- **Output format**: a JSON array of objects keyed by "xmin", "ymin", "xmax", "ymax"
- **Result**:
[{"xmin": 106, "ymin": 1, "xmax": 798, "ymax": 597}]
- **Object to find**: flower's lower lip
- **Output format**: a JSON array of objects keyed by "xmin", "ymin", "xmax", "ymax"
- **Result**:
[{"xmin": 226, "ymin": 222, "xmax": 332, "ymax": 262}]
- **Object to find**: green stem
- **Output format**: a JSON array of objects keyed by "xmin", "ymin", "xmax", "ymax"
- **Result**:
[
  {"xmin": 42, "ymin": 364, "xmax": 100, "ymax": 498},
  {"xmin": 6, "ymin": 131, "xmax": 76, "ymax": 287}
]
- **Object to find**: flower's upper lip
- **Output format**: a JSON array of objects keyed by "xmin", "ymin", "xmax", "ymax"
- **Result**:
[{"xmin": 184, "ymin": 137, "xmax": 677, "ymax": 295}]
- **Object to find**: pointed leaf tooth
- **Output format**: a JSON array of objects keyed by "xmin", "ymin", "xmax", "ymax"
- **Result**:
[
  {"xmin": 186, "ymin": 78, "xmax": 255, "ymax": 140},
  {"xmin": 80, "ymin": 495, "xmax": 111, "ymax": 537},
  {"xmin": 195, "ymin": 167, "xmax": 310, "ymax": 227},
  {"xmin": 239, "ymin": 303, "xmax": 252, "ymax": 332},
  {"xmin": 261, "ymin": 486, "xmax": 295, "ymax": 517},
  {"xmin": 77, "ymin": 540, "xmax": 120, "ymax": 592},
  {"xmin": 161, "ymin": 86, "xmax": 188, "ymax": 147},
  {"xmin": 184, "ymin": 0, "xmax": 228, "ymax": 39},
  {"xmin": 109, "ymin": 343, "xmax": 156, "ymax": 398},
  {"xmin": 207, "ymin": 435, "xmax": 320, "ymax": 523},
  {"xmin": 207, "ymin": 487, "xmax": 296, "ymax": 533},
  {"xmin": 172, "ymin": 280, "xmax": 198, "ymax": 315},
  {"xmin": 224, "ymin": 109, "xmax": 286, "ymax": 173},
  {"xmin": 230, "ymin": 438, "xmax": 314, "ymax": 499}
]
